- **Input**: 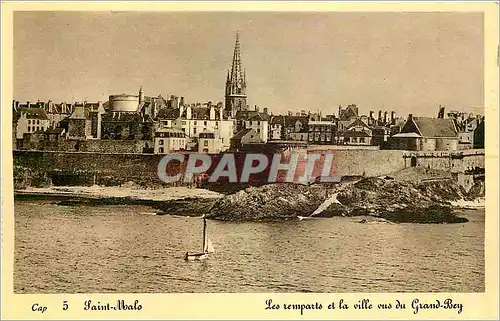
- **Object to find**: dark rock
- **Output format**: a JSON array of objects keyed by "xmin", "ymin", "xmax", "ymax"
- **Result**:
[
  {"xmin": 155, "ymin": 197, "xmax": 218, "ymax": 217},
  {"xmin": 208, "ymin": 177, "xmax": 470, "ymax": 224},
  {"xmin": 207, "ymin": 183, "xmax": 328, "ymax": 222}
]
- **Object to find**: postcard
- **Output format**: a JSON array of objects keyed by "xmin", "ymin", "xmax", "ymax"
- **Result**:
[{"xmin": 1, "ymin": 1, "xmax": 498, "ymax": 320}]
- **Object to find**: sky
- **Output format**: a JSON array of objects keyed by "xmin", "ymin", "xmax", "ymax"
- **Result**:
[{"xmin": 14, "ymin": 11, "xmax": 484, "ymax": 117}]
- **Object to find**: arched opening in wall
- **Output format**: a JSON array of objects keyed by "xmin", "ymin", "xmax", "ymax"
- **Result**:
[
  {"xmin": 411, "ymin": 156, "xmax": 417, "ymax": 167},
  {"xmin": 114, "ymin": 126, "xmax": 123, "ymax": 140}
]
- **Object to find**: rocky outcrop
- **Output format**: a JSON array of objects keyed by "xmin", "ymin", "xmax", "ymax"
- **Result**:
[
  {"xmin": 318, "ymin": 177, "xmax": 468, "ymax": 223},
  {"xmin": 155, "ymin": 197, "xmax": 218, "ymax": 217},
  {"xmin": 207, "ymin": 184, "xmax": 328, "ymax": 221},
  {"xmin": 208, "ymin": 177, "xmax": 470, "ymax": 223}
]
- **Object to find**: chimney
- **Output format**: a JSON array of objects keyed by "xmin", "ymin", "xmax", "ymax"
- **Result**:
[
  {"xmin": 378, "ymin": 110, "xmax": 382, "ymax": 121},
  {"xmin": 438, "ymin": 105, "xmax": 445, "ymax": 119},
  {"xmin": 210, "ymin": 105, "xmax": 216, "ymax": 120},
  {"xmin": 369, "ymin": 111, "xmax": 374, "ymax": 120},
  {"xmin": 391, "ymin": 111, "xmax": 395, "ymax": 125},
  {"xmin": 179, "ymin": 104, "xmax": 184, "ymax": 118},
  {"xmin": 384, "ymin": 111, "xmax": 388, "ymax": 124},
  {"xmin": 255, "ymin": 105, "xmax": 259, "ymax": 112},
  {"xmin": 408, "ymin": 113, "xmax": 413, "ymax": 122},
  {"xmin": 263, "ymin": 107, "xmax": 268, "ymax": 115}
]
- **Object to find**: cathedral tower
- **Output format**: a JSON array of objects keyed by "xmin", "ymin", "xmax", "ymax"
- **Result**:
[{"xmin": 225, "ymin": 31, "xmax": 247, "ymax": 117}]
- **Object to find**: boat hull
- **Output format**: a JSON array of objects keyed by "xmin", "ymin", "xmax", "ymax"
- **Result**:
[{"xmin": 185, "ymin": 253, "xmax": 208, "ymax": 261}]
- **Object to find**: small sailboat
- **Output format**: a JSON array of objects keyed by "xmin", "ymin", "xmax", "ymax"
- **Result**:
[{"xmin": 184, "ymin": 216, "xmax": 215, "ymax": 261}]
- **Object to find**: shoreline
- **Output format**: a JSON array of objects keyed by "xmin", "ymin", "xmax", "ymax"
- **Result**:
[
  {"xmin": 15, "ymin": 184, "xmax": 222, "ymax": 201},
  {"xmin": 14, "ymin": 181, "xmax": 485, "ymax": 224}
]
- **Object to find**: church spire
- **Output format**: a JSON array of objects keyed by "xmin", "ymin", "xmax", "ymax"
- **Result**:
[
  {"xmin": 225, "ymin": 31, "xmax": 248, "ymax": 116},
  {"xmin": 229, "ymin": 30, "xmax": 245, "ymax": 94}
]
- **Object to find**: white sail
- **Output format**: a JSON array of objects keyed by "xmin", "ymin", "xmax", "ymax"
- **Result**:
[{"xmin": 204, "ymin": 238, "xmax": 215, "ymax": 253}]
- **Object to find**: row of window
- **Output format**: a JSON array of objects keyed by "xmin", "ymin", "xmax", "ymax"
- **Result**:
[
  {"xmin": 27, "ymin": 126, "xmax": 44, "ymax": 132},
  {"xmin": 309, "ymin": 135, "xmax": 333, "ymax": 141},
  {"xmin": 28, "ymin": 119, "xmax": 42, "ymax": 125},
  {"xmin": 350, "ymin": 137, "xmax": 366, "ymax": 143},
  {"xmin": 180, "ymin": 120, "xmax": 213, "ymax": 126},
  {"xmin": 158, "ymin": 138, "xmax": 184, "ymax": 145}
]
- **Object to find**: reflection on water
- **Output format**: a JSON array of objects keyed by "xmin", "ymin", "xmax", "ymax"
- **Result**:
[{"xmin": 14, "ymin": 201, "xmax": 484, "ymax": 293}]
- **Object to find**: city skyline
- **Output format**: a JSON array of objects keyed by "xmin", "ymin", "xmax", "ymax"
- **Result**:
[{"xmin": 14, "ymin": 11, "xmax": 484, "ymax": 117}]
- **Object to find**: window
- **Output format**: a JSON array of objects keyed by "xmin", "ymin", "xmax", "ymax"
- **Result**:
[
  {"xmin": 37, "ymin": 120, "xmax": 40, "ymax": 125},
  {"xmin": 257, "ymin": 128, "xmax": 260, "ymax": 133},
  {"xmin": 204, "ymin": 140, "xmax": 208, "ymax": 146},
  {"xmin": 194, "ymin": 121, "xmax": 197, "ymax": 125},
  {"xmin": 28, "ymin": 126, "xmax": 31, "ymax": 132},
  {"xmin": 257, "ymin": 121, "xmax": 260, "ymax": 125},
  {"xmin": 159, "ymin": 147, "xmax": 164, "ymax": 153},
  {"xmin": 204, "ymin": 121, "xmax": 207, "ymax": 126},
  {"xmin": 37, "ymin": 126, "xmax": 40, "ymax": 131},
  {"xmin": 159, "ymin": 139, "xmax": 164, "ymax": 145},
  {"xmin": 360, "ymin": 137, "xmax": 365, "ymax": 143},
  {"xmin": 28, "ymin": 120, "xmax": 31, "ymax": 125},
  {"xmin": 193, "ymin": 128, "xmax": 197, "ymax": 134}
]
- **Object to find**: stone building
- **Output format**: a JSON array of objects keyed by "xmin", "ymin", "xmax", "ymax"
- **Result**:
[
  {"xmin": 342, "ymin": 118, "xmax": 372, "ymax": 145},
  {"xmin": 308, "ymin": 120, "xmax": 336, "ymax": 144},
  {"xmin": 67, "ymin": 102, "xmax": 105, "ymax": 140},
  {"xmin": 101, "ymin": 87, "xmax": 159, "ymax": 141},
  {"xmin": 269, "ymin": 115, "xmax": 285, "ymax": 140},
  {"xmin": 234, "ymin": 108, "xmax": 269, "ymax": 143},
  {"xmin": 230, "ymin": 128, "xmax": 260, "ymax": 151},
  {"xmin": 283, "ymin": 115, "xmax": 309, "ymax": 141},
  {"xmin": 101, "ymin": 112, "xmax": 154, "ymax": 140},
  {"xmin": 390, "ymin": 114, "xmax": 458, "ymax": 151}
]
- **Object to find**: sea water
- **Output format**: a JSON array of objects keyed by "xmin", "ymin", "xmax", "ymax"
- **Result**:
[{"xmin": 14, "ymin": 200, "xmax": 484, "ymax": 293}]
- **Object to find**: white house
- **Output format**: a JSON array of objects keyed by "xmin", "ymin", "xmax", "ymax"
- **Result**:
[
  {"xmin": 198, "ymin": 131, "xmax": 223, "ymax": 154},
  {"xmin": 14, "ymin": 107, "xmax": 50, "ymax": 139},
  {"xmin": 160, "ymin": 104, "xmax": 234, "ymax": 152},
  {"xmin": 154, "ymin": 128, "xmax": 187, "ymax": 154},
  {"xmin": 244, "ymin": 113, "xmax": 268, "ymax": 143}
]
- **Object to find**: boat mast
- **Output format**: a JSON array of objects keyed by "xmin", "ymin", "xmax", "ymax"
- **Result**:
[{"xmin": 202, "ymin": 218, "xmax": 207, "ymax": 252}]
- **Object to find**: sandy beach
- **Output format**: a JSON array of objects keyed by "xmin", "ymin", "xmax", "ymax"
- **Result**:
[{"xmin": 16, "ymin": 183, "xmax": 223, "ymax": 201}]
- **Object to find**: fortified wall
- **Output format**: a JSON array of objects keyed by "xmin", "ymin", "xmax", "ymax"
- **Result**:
[
  {"xmin": 12, "ymin": 148, "xmax": 485, "ymax": 190},
  {"xmin": 402, "ymin": 149, "xmax": 485, "ymax": 173},
  {"xmin": 402, "ymin": 149, "xmax": 485, "ymax": 192}
]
